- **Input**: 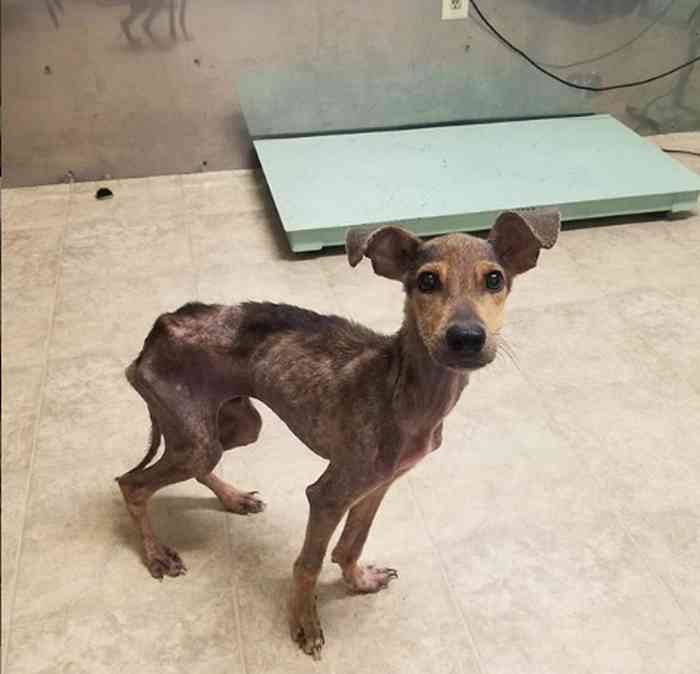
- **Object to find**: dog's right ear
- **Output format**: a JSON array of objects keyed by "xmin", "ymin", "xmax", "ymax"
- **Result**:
[
  {"xmin": 488, "ymin": 208, "xmax": 560, "ymax": 277},
  {"xmin": 346, "ymin": 224, "xmax": 421, "ymax": 281}
]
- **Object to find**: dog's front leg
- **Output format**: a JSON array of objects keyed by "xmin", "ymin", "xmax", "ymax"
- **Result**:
[
  {"xmin": 331, "ymin": 482, "xmax": 398, "ymax": 592},
  {"xmin": 289, "ymin": 467, "xmax": 353, "ymax": 660}
]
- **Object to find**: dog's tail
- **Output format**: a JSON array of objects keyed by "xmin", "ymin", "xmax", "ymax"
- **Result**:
[
  {"xmin": 116, "ymin": 413, "xmax": 162, "ymax": 481},
  {"xmin": 128, "ymin": 413, "xmax": 162, "ymax": 474}
]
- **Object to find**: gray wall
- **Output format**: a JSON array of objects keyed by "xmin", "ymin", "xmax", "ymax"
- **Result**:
[{"xmin": 2, "ymin": 0, "xmax": 699, "ymax": 187}]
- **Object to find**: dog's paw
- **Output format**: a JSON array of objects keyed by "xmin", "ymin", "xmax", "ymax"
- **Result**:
[
  {"xmin": 344, "ymin": 564, "xmax": 398, "ymax": 593},
  {"xmin": 145, "ymin": 542, "xmax": 187, "ymax": 580},
  {"xmin": 293, "ymin": 624, "xmax": 325, "ymax": 661},
  {"xmin": 290, "ymin": 599, "xmax": 325, "ymax": 660},
  {"xmin": 220, "ymin": 489, "xmax": 266, "ymax": 515}
]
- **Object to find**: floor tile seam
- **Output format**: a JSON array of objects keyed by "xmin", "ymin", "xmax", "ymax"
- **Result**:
[
  {"xmin": 416, "ymin": 423, "xmax": 700, "ymax": 667},
  {"xmin": 631, "ymin": 325, "xmax": 700, "ymax": 429},
  {"xmin": 506, "ymin": 280, "xmax": 699, "ymax": 410},
  {"xmin": 180, "ymin": 175, "xmax": 202, "ymax": 300},
  {"xmin": 617, "ymin": 517, "xmax": 700, "ymax": 641},
  {"xmin": 469, "ymin": 353, "xmax": 700, "ymax": 640},
  {"xmin": 505, "ymin": 282, "xmax": 672, "ymax": 325},
  {"xmin": 59, "ymin": 216, "xmax": 195, "ymax": 292},
  {"xmin": 223, "ymin": 515, "xmax": 251, "ymax": 674},
  {"xmin": 0, "ymin": 194, "xmax": 70, "ymax": 233},
  {"xmin": 525, "ymin": 362, "xmax": 678, "ymax": 507},
  {"xmin": 404, "ymin": 475, "xmax": 487, "ymax": 674},
  {"xmin": 529, "ymin": 372, "xmax": 700, "ymax": 641},
  {"xmin": 2, "ymin": 194, "xmax": 71, "ymax": 673},
  {"xmin": 579, "ymin": 314, "xmax": 700, "ymax": 473},
  {"xmin": 569, "ymin": 418, "xmax": 700, "ymax": 636},
  {"xmin": 58, "ymin": 264, "xmax": 197, "ymax": 290},
  {"xmin": 558, "ymin": 248, "xmax": 699, "ymax": 297},
  {"xmin": 1, "ymin": 227, "xmax": 71, "ymax": 296}
]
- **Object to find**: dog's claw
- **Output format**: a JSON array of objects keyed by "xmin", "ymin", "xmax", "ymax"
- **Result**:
[
  {"xmin": 241, "ymin": 491, "xmax": 266, "ymax": 514},
  {"xmin": 300, "ymin": 630, "xmax": 325, "ymax": 660},
  {"xmin": 219, "ymin": 489, "xmax": 266, "ymax": 515},
  {"xmin": 344, "ymin": 564, "xmax": 399, "ymax": 593}
]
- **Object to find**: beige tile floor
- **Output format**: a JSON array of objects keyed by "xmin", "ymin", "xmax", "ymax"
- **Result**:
[{"xmin": 2, "ymin": 134, "xmax": 700, "ymax": 674}]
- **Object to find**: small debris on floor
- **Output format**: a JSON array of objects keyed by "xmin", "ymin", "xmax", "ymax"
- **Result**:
[{"xmin": 95, "ymin": 187, "xmax": 113, "ymax": 200}]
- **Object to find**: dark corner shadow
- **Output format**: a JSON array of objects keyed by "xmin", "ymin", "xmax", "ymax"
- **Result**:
[{"xmin": 560, "ymin": 210, "xmax": 677, "ymax": 231}]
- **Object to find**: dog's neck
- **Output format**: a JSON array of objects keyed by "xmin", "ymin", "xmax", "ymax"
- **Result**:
[{"xmin": 391, "ymin": 306, "xmax": 468, "ymax": 426}]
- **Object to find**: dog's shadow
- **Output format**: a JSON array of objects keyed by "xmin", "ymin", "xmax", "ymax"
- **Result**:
[
  {"xmin": 113, "ymin": 494, "xmax": 230, "ymax": 558},
  {"xmin": 112, "ymin": 493, "xmax": 352, "ymax": 606}
]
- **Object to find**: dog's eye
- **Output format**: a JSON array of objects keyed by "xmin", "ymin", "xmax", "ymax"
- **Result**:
[
  {"xmin": 417, "ymin": 271, "xmax": 440, "ymax": 292},
  {"xmin": 485, "ymin": 270, "xmax": 504, "ymax": 292}
]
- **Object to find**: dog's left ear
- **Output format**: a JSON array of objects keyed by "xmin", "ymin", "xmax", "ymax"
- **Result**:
[
  {"xmin": 488, "ymin": 208, "xmax": 561, "ymax": 276},
  {"xmin": 346, "ymin": 224, "xmax": 421, "ymax": 281}
]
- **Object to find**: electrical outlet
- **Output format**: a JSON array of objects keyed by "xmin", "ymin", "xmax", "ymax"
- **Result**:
[{"xmin": 442, "ymin": 0, "xmax": 469, "ymax": 20}]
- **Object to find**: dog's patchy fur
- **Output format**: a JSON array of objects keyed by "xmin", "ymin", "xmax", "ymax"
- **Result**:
[{"xmin": 117, "ymin": 209, "xmax": 560, "ymax": 659}]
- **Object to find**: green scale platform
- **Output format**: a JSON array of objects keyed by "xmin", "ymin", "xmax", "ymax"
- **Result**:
[{"xmin": 253, "ymin": 115, "xmax": 700, "ymax": 253}]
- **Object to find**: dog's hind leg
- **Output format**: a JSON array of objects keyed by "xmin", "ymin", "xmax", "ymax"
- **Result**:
[
  {"xmin": 117, "ymin": 408, "xmax": 223, "ymax": 579},
  {"xmin": 198, "ymin": 472, "xmax": 265, "ymax": 515},
  {"xmin": 197, "ymin": 396, "xmax": 266, "ymax": 514}
]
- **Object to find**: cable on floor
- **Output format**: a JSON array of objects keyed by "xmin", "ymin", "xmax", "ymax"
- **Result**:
[{"xmin": 469, "ymin": 0, "xmax": 700, "ymax": 91}]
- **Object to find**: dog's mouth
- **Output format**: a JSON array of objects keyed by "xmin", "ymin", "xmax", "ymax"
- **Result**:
[{"xmin": 432, "ymin": 347, "xmax": 496, "ymax": 372}]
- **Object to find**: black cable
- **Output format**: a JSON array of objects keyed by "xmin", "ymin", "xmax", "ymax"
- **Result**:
[
  {"xmin": 469, "ymin": 0, "xmax": 700, "ymax": 92},
  {"xmin": 530, "ymin": 0, "xmax": 677, "ymax": 70},
  {"xmin": 662, "ymin": 147, "xmax": 700, "ymax": 157}
]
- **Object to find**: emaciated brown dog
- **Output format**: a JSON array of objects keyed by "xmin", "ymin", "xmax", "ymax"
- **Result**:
[{"xmin": 117, "ymin": 209, "xmax": 560, "ymax": 659}]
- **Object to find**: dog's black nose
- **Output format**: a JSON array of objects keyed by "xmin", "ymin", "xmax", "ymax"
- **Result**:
[{"xmin": 446, "ymin": 323, "xmax": 486, "ymax": 353}]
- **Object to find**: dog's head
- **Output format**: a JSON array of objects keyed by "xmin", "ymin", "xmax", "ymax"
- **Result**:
[{"xmin": 346, "ymin": 209, "xmax": 560, "ymax": 371}]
